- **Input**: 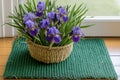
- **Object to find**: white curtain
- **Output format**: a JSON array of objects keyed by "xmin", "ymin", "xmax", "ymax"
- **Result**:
[{"xmin": 0, "ymin": 0, "xmax": 18, "ymax": 37}]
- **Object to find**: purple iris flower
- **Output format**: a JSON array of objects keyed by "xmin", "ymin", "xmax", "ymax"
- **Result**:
[
  {"xmin": 30, "ymin": 28, "xmax": 39, "ymax": 36},
  {"xmin": 25, "ymin": 20, "xmax": 35, "ymax": 29},
  {"xmin": 58, "ymin": 7, "xmax": 68, "ymax": 22},
  {"xmin": 35, "ymin": 11, "xmax": 44, "ymax": 17},
  {"xmin": 37, "ymin": 2, "xmax": 45, "ymax": 11},
  {"xmin": 46, "ymin": 26, "xmax": 61, "ymax": 44},
  {"xmin": 71, "ymin": 26, "xmax": 85, "ymax": 42},
  {"xmin": 47, "ymin": 12, "xmax": 60, "ymax": 21},
  {"xmin": 62, "ymin": 15, "xmax": 68, "ymax": 22},
  {"xmin": 58, "ymin": 7, "xmax": 67, "ymax": 15},
  {"xmin": 40, "ymin": 19, "xmax": 50, "ymax": 29},
  {"xmin": 25, "ymin": 20, "xmax": 39, "ymax": 36},
  {"xmin": 23, "ymin": 12, "xmax": 36, "ymax": 22},
  {"xmin": 35, "ymin": 2, "xmax": 45, "ymax": 17},
  {"xmin": 47, "ymin": 12, "xmax": 56, "ymax": 20},
  {"xmin": 47, "ymin": 27, "xmax": 60, "ymax": 35}
]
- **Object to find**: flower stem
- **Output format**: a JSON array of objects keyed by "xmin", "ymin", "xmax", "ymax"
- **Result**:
[{"xmin": 49, "ymin": 41, "xmax": 54, "ymax": 50}]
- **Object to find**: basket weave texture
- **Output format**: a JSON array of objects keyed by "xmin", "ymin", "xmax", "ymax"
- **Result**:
[{"xmin": 27, "ymin": 40, "xmax": 73, "ymax": 63}]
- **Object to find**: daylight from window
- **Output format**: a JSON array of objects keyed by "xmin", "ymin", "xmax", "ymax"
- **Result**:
[
  {"xmin": 59, "ymin": 0, "xmax": 120, "ymax": 16},
  {"xmin": 35, "ymin": 0, "xmax": 120, "ymax": 16}
]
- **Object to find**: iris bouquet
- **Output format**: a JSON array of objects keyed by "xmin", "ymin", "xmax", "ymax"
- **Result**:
[
  {"xmin": 7, "ymin": 0, "xmax": 91, "ymax": 63},
  {"xmin": 8, "ymin": 0, "xmax": 90, "ymax": 47}
]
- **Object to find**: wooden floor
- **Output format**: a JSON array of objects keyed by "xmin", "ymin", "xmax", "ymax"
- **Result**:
[{"xmin": 0, "ymin": 38, "xmax": 120, "ymax": 80}]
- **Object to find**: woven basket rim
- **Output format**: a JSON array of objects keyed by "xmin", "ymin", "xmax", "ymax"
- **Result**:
[{"xmin": 27, "ymin": 40, "xmax": 73, "ymax": 49}]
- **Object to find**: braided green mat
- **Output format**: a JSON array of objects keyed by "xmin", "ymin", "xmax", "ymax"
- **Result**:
[{"xmin": 3, "ymin": 38, "xmax": 118, "ymax": 80}]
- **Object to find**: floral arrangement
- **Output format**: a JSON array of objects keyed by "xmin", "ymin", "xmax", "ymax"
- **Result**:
[{"xmin": 8, "ymin": 0, "xmax": 91, "ymax": 47}]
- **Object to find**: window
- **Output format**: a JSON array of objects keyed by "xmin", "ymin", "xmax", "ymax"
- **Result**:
[
  {"xmin": 34, "ymin": 0, "xmax": 120, "ymax": 16},
  {"xmin": 0, "ymin": 0, "xmax": 120, "ymax": 37},
  {"xmin": 54, "ymin": 0, "xmax": 120, "ymax": 37},
  {"xmin": 35, "ymin": 0, "xmax": 120, "ymax": 37}
]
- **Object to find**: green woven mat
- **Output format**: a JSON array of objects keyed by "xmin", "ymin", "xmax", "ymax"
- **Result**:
[{"xmin": 3, "ymin": 38, "xmax": 118, "ymax": 80}]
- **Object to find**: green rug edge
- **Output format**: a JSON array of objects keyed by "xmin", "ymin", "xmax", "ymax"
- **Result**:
[{"xmin": 3, "ymin": 38, "xmax": 118, "ymax": 80}]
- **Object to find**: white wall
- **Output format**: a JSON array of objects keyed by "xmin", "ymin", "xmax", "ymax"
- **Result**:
[{"xmin": 0, "ymin": 0, "xmax": 3, "ymax": 37}]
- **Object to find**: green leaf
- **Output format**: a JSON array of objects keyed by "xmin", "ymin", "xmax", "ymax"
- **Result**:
[
  {"xmin": 48, "ymin": 0, "xmax": 57, "ymax": 12},
  {"xmin": 24, "ymin": 4, "xmax": 31, "ymax": 12},
  {"xmin": 80, "ymin": 24, "xmax": 95, "ymax": 28},
  {"xmin": 6, "ymin": 23, "xmax": 19, "ymax": 28},
  {"xmin": 32, "ymin": 0, "xmax": 36, "ymax": 10},
  {"xmin": 9, "ymin": 15, "xmax": 19, "ymax": 21},
  {"xmin": 14, "ymin": 7, "xmax": 19, "ymax": 16},
  {"xmin": 27, "ymin": 0, "xmax": 33, "ymax": 10},
  {"xmin": 19, "ymin": 31, "xmax": 33, "ymax": 40},
  {"xmin": 74, "ymin": 3, "xmax": 83, "ymax": 14},
  {"xmin": 39, "ymin": 29, "xmax": 47, "ymax": 46},
  {"xmin": 68, "ymin": 4, "xmax": 76, "ymax": 20},
  {"xmin": 19, "ymin": 4, "xmax": 23, "ymax": 16},
  {"xmin": 6, "ymin": 0, "xmax": 90, "ymax": 46},
  {"xmin": 46, "ymin": 0, "xmax": 50, "ymax": 8}
]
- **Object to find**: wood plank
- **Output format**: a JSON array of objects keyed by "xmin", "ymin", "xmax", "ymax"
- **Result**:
[
  {"xmin": 110, "ymin": 56, "xmax": 120, "ymax": 66},
  {"xmin": 104, "ymin": 38, "xmax": 120, "ymax": 47},
  {"xmin": 4, "ymin": 79, "xmax": 50, "ymax": 80},
  {"xmin": 0, "ymin": 66, "xmax": 5, "ymax": 76},
  {"xmin": 0, "ymin": 38, "xmax": 14, "ymax": 41},
  {"xmin": 3, "ymin": 78, "xmax": 112, "ymax": 80},
  {"xmin": 104, "ymin": 38, "xmax": 120, "ymax": 56},
  {"xmin": 0, "ymin": 56, "xmax": 9, "ymax": 66},
  {"xmin": 0, "ymin": 38, "xmax": 14, "ymax": 48},
  {"xmin": 0, "ymin": 48, "xmax": 11, "ymax": 56},
  {"xmin": 0, "ymin": 77, "xmax": 3, "ymax": 80}
]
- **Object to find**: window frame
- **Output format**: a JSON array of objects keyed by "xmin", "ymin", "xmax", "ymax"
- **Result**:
[{"xmin": 82, "ymin": 16, "xmax": 120, "ymax": 37}]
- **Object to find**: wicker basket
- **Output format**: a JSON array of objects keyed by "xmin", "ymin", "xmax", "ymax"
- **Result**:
[{"xmin": 27, "ymin": 40, "xmax": 73, "ymax": 63}]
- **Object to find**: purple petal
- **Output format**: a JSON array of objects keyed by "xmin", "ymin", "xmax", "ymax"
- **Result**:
[
  {"xmin": 47, "ymin": 12, "xmax": 56, "ymax": 19},
  {"xmin": 23, "ymin": 15, "xmax": 29, "ymax": 22},
  {"xmin": 25, "ymin": 20, "xmax": 35, "ymax": 29},
  {"xmin": 55, "ymin": 14, "xmax": 60, "ymax": 21},
  {"xmin": 62, "ymin": 15, "xmax": 68, "ymax": 22},
  {"xmin": 52, "ymin": 27, "xmax": 60, "ymax": 34},
  {"xmin": 72, "ymin": 35, "xmax": 80, "ymax": 42},
  {"xmin": 72, "ymin": 26, "xmax": 81, "ymax": 35},
  {"xmin": 37, "ymin": 2, "xmax": 45, "ymax": 11},
  {"xmin": 30, "ymin": 28, "xmax": 39, "ymax": 36},
  {"xmin": 53, "ymin": 35, "xmax": 61, "ymax": 44},
  {"xmin": 35, "ymin": 11, "xmax": 44, "ymax": 17},
  {"xmin": 47, "ymin": 28, "xmax": 55, "ymax": 35},
  {"xmin": 58, "ymin": 7, "xmax": 67, "ymax": 15},
  {"xmin": 46, "ymin": 35, "xmax": 53, "ymax": 42},
  {"xmin": 27, "ymin": 12, "xmax": 36, "ymax": 19},
  {"xmin": 80, "ymin": 31, "xmax": 85, "ymax": 37},
  {"xmin": 40, "ymin": 19, "xmax": 50, "ymax": 29},
  {"xmin": 47, "ymin": 26, "xmax": 60, "ymax": 35},
  {"xmin": 23, "ymin": 12, "xmax": 35, "ymax": 22}
]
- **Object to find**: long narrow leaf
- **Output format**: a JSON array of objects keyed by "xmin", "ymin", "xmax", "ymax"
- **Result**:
[
  {"xmin": 32, "ymin": 0, "xmax": 36, "ymax": 10},
  {"xmin": 80, "ymin": 24, "xmax": 95, "ymax": 28}
]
